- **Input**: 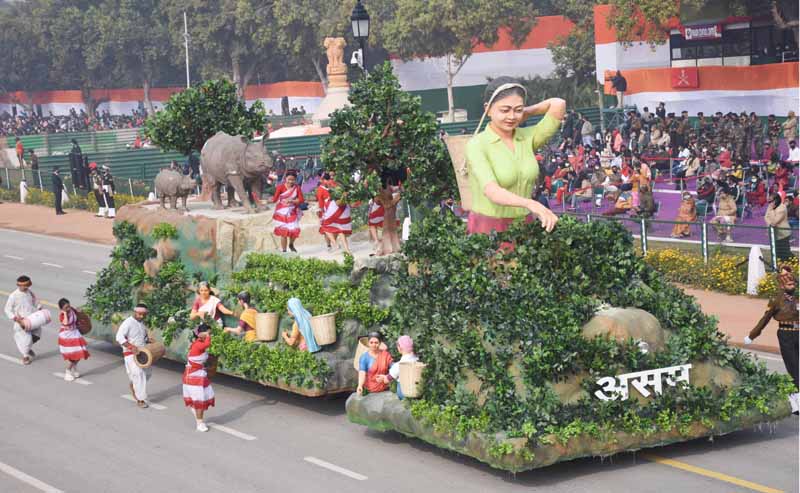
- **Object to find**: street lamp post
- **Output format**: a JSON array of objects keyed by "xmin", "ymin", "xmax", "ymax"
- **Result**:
[
  {"xmin": 350, "ymin": 0, "xmax": 370, "ymax": 71},
  {"xmin": 183, "ymin": 12, "xmax": 191, "ymax": 88}
]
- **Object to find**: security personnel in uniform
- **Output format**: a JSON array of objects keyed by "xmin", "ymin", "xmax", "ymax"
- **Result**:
[{"xmin": 746, "ymin": 266, "xmax": 799, "ymax": 414}]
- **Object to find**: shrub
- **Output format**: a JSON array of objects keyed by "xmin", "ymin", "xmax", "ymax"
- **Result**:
[{"xmin": 387, "ymin": 214, "xmax": 792, "ymax": 446}]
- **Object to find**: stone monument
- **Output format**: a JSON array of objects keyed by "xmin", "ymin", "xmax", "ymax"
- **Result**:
[{"xmin": 313, "ymin": 37, "xmax": 351, "ymax": 125}]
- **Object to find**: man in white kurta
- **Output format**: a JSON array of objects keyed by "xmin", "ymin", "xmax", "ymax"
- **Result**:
[
  {"xmin": 116, "ymin": 305, "xmax": 151, "ymax": 408},
  {"xmin": 4, "ymin": 276, "xmax": 42, "ymax": 364}
]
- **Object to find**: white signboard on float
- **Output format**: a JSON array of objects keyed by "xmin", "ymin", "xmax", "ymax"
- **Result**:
[{"xmin": 594, "ymin": 364, "xmax": 693, "ymax": 401}]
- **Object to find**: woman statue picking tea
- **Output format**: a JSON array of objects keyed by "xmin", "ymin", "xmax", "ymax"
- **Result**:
[
  {"xmin": 465, "ymin": 77, "xmax": 565, "ymax": 234},
  {"xmin": 281, "ymin": 298, "xmax": 320, "ymax": 353},
  {"xmin": 356, "ymin": 331, "xmax": 393, "ymax": 395},
  {"xmin": 190, "ymin": 282, "xmax": 233, "ymax": 322}
]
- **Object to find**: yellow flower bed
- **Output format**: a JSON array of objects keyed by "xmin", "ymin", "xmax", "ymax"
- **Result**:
[
  {"xmin": 644, "ymin": 248, "xmax": 747, "ymax": 295},
  {"xmin": 645, "ymin": 248, "xmax": 798, "ymax": 297}
]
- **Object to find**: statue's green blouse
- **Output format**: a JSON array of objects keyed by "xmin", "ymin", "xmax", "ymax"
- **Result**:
[{"xmin": 465, "ymin": 114, "xmax": 560, "ymax": 218}]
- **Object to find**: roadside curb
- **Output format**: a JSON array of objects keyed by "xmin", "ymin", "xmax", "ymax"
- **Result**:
[
  {"xmin": 728, "ymin": 341, "xmax": 780, "ymax": 355},
  {"xmin": 0, "ymin": 203, "xmax": 115, "ymax": 245}
]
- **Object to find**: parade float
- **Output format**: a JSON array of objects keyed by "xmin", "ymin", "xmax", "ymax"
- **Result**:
[{"xmin": 83, "ymin": 63, "xmax": 793, "ymax": 471}]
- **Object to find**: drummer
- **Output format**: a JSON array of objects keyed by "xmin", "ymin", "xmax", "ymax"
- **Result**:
[
  {"xmin": 4, "ymin": 275, "xmax": 43, "ymax": 365},
  {"xmin": 115, "ymin": 304, "xmax": 152, "ymax": 408}
]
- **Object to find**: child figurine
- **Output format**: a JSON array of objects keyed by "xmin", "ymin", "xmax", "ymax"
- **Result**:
[{"xmin": 381, "ymin": 335, "xmax": 418, "ymax": 399}]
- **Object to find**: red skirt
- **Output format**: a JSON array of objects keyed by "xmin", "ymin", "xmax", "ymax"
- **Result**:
[{"xmin": 466, "ymin": 212, "xmax": 534, "ymax": 235}]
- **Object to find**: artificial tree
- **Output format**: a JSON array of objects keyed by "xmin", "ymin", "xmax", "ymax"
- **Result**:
[
  {"xmin": 321, "ymin": 62, "xmax": 457, "ymax": 253},
  {"xmin": 144, "ymin": 79, "xmax": 267, "ymax": 199},
  {"xmin": 144, "ymin": 79, "xmax": 266, "ymax": 156}
]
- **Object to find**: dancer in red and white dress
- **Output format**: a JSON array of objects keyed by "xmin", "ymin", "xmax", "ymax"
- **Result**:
[
  {"xmin": 271, "ymin": 171, "xmax": 304, "ymax": 252},
  {"xmin": 368, "ymin": 198, "xmax": 385, "ymax": 253},
  {"xmin": 57, "ymin": 298, "xmax": 89, "ymax": 381},
  {"xmin": 183, "ymin": 323, "xmax": 215, "ymax": 432},
  {"xmin": 316, "ymin": 173, "xmax": 334, "ymax": 250},
  {"xmin": 320, "ymin": 192, "xmax": 353, "ymax": 255}
]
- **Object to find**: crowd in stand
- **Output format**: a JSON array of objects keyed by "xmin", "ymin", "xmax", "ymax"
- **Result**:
[
  {"xmin": 0, "ymin": 108, "xmax": 145, "ymax": 137},
  {"xmin": 530, "ymin": 105, "xmax": 799, "ymax": 250}
]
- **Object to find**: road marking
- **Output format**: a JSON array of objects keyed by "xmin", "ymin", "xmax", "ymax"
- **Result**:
[
  {"xmin": 0, "ymin": 460, "xmax": 64, "ymax": 493},
  {"xmin": 120, "ymin": 394, "xmax": 167, "ymax": 410},
  {"xmin": 208, "ymin": 423, "xmax": 257, "ymax": 441},
  {"xmin": 642, "ymin": 453, "xmax": 783, "ymax": 493},
  {"xmin": 3, "ymin": 254, "xmax": 23, "ymax": 260},
  {"xmin": 0, "ymin": 353, "xmax": 23, "ymax": 365},
  {"xmin": 41, "ymin": 262, "xmax": 63, "ymax": 269},
  {"xmin": 51, "ymin": 372, "xmax": 92, "ymax": 385},
  {"xmin": 82, "ymin": 270, "xmax": 97, "ymax": 275},
  {"xmin": 303, "ymin": 457, "xmax": 367, "ymax": 481},
  {"xmin": 0, "ymin": 290, "xmax": 59, "ymax": 309}
]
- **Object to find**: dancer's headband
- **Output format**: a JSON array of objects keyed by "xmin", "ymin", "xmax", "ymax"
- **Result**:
[
  {"xmin": 474, "ymin": 82, "xmax": 528, "ymax": 136},
  {"xmin": 485, "ymin": 83, "xmax": 528, "ymax": 107}
]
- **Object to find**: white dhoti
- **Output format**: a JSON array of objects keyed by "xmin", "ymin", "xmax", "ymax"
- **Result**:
[
  {"xmin": 124, "ymin": 354, "xmax": 151, "ymax": 401},
  {"xmin": 13, "ymin": 324, "xmax": 41, "ymax": 357}
]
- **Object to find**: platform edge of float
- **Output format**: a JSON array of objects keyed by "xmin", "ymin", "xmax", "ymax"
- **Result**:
[
  {"xmin": 345, "ymin": 391, "xmax": 792, "ymax": 472},
  {"xmin": 87, "ymin": 315, "xmax": 358, "ymax": 397}
]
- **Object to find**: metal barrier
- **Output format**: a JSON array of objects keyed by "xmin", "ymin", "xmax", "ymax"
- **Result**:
[
  {"xmin": 2, "ymin": 166, "xmax": 153, "ymax": 198},
  {"xmin": 559, "ymin": 211, "xmax": 796, "ymax": 270}
]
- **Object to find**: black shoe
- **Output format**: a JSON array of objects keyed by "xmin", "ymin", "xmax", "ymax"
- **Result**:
[{"xmin": 289, "ymin": 244, "xmax": 297, "ymax": 253}]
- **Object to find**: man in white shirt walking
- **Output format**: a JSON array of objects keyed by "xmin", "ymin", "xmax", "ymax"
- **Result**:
[
  {"xmin": 116, "ymin": 304, "xmax": 152, "ymax": 408},
  {"xmin": 4, "ymin": 275, "xmax": 43, "ymax": 365}
]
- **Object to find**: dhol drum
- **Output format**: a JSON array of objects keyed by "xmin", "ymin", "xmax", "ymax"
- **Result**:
[
  {"xmin": 21, "ymin": 309, "xmax": 51, "ymax": 331},
  {"xmin": 135, "ymin": 342, "xmax": 166, "ymax": 368}
]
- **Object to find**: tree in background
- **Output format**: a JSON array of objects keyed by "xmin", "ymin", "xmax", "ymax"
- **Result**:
[
  {"xmin": 144, "ymin": 79, "xmax": 266, "ymax": 155},
  {"xmin": 0, "ymin": 0, "xmax": 118, "ymax": 114},
  {"xmin": 538, "ymin": 0, "xmax": 601, "ymax": 109},
  {"xmin": 164, "ymin": 0, "xmax": 279, "ymax": 99},
  {"xmin": 608, "ymin": 0, "xmax": 797, "ymax": 44},
  {"xmin": 380, "ymin": 0, "xmax": 538, "ymax": 122},
  {"xmin": 89, "ymin": 0, "xmax": 177, "ymax": 115},
  {"xmin": 0, "ymin": 10, "xmax": 52, "ymax": 111},
  {"xmin": 321, "ymin": 63, "xmax": 455, "ymax": 206}
]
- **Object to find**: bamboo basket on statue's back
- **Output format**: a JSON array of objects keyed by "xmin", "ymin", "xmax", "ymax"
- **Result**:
[{"xmin": 443, "ymin": 134, "xmax": 473, "ymax": 212}]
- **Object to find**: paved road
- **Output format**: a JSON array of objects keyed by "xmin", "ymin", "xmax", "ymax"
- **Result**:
[{"xmin": 0, "ymin": 229, "xmax": 797, "ymax": 493}]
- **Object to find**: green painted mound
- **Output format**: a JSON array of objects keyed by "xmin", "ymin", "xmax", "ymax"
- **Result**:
[
  {"xmin": 83, "ymin": 220, "xmax": 393, "ymax": 397},
  {"xmin": 346, "ymin": 214, "xmax": 794, "ymax": 471}
]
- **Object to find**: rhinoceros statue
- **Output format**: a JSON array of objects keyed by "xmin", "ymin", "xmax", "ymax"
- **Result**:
[
  {"xmin": 154, "ymin": 168, "xmax": 196, "ymax": 211},
  {"xmin": 200, "ymin": 131, "xmax": 272, "ymax": 213}
]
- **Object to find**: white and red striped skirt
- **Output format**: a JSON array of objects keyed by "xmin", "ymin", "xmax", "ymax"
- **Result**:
[
  {"xmin": 58, "ymin": 328, "xmax": 90, "ymax": 362},
  {"xmin": 182, "ymin": 357, "xmax": 215, "ymax": 410},
  {"xmin": 273, "ymin": 202, "xmax": 302, "ymax": 238},
  {"xmin": 368, "ymin": 202, "xmax": 384, "ymax": 228},
  {"xmin": 319, "ymin": 201, "xmax": 352, "ymax": 236}
]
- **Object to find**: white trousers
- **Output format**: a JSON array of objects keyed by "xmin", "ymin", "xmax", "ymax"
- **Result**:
[
  {"xmin": 124, "ymin": 355, "xmax": 151, "ymax": 401},
  {"xmin": 13, "ymin": 324, "xmax": 41, "ymax": 357}
]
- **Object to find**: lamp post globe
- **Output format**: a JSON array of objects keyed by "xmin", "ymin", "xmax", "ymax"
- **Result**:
[{"xmin": 350, "ymin": 0, "xmax": 370, "ymax": 70}]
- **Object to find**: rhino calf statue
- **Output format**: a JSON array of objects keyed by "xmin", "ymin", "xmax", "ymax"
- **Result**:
[
  {"xmin": 154, "ymin": 168, "xmax": 196, "ymax": 211},
  {"xmin": 200, "ymin": 131, "xmax": 272, "ymax": 213}
]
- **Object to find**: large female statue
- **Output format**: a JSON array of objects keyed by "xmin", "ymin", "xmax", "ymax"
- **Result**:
[{"xmin": 465, "ymin": 77, "xmax": 565, "ymax": 234}]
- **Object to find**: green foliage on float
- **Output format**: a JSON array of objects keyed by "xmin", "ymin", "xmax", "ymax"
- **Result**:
[{"xmin": 388, "ymin": 214, "xmax": 793, "ymax": 454}]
